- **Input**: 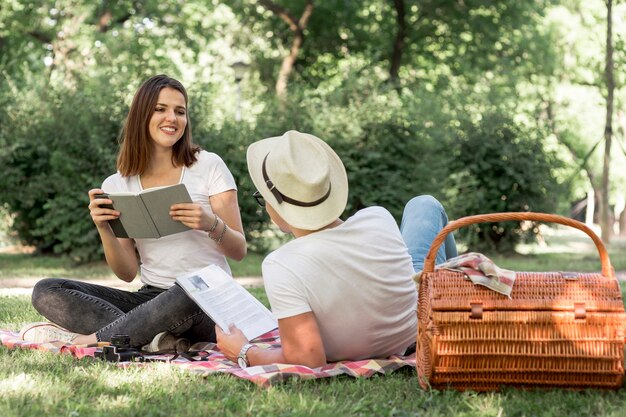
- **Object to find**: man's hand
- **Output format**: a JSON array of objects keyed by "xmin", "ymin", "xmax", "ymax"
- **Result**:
[{"xmin": 215, "ymin": 323, "xmax": 249, "ymax": 363}]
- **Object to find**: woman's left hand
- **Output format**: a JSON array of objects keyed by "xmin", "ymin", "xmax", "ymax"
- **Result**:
[
  {"xmin": 169, "ymin": 203, "xmax": 215, "ymax": 231},
  {"xmin": 216, "ymin": 323, "xmax": 249, "ymax": 363},
  {"xmin": 171, "ymin": 190, "xmax": 246, "ymax": 261}
]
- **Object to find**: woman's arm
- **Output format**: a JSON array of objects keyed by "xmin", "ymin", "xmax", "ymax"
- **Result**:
[
  {"xmin": 216, "ymin": 312, "xmax": 327, "ymax": 369},
  {"xmin": 88, "ymin": 189, "xmax": 139, "ymax": 282},
  {"xmin": 170, "ymin": 189, "xmax": 247, "ymax": 261}
]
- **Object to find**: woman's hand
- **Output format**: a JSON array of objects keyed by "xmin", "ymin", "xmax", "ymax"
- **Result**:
[
  {"xmin": 215, "ymin": 323, "xmax": 249, "ymax": 363},
  {"xmin": 171, "ymin": 190, "xmax": 246, "ymax": 261},
  {"xmin": 88, "ymin": 188, "xmax": 120, "ymax": 229},
  {"xmin": 87, "ymin": 188, "xmax": 138, "ymax": 281},
  {"xmin": 169, "ymin": 202, "xmax": 216, "ymax": 231}
]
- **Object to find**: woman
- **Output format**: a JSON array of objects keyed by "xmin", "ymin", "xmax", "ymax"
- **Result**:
[{"xmin": 20, "ymin": 75, "xmax": 247, "ymax": 349}]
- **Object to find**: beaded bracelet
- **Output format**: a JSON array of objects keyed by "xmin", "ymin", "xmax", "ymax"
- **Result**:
[
  {"xmin": 208, "ymin": 215, "xmax": 219, "ymax": 234},
  {"xmin": 210, "ymin": 222, "xmax": 228, "ymax": 245}
]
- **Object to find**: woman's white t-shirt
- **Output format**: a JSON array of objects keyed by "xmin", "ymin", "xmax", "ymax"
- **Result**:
[{"xmin": 101, "ymin": 151, "xmax": 236, "ymax": 288}]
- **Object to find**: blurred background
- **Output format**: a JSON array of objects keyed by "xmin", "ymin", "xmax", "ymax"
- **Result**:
[{"xmin": 0, "ymin": 0, "xmax": 624, "ymax": 262}]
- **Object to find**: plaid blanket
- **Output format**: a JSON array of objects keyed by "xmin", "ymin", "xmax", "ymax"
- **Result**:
[
  {"xmin": 0, "ymin": 329, "xmax": 415, "ymax": 387},
  {"xmin": 416, "ymin": 252, "xmax": 516, "ymax": 298}
]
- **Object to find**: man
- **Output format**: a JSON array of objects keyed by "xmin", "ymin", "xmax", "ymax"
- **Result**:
[{"xmin": 217, "ymin": 130, "xmax": 457, "ymax": 368}]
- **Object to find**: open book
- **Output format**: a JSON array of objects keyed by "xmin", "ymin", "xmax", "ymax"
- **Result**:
[
  {"xmin": 97, "ymin": 183, "xmax": 192, "ymax": 239},
  {"xmin": 176, "ymin": 264, "xmax": 278, "ymax": 341}
]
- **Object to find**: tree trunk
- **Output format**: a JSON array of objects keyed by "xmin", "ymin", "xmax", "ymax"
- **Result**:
[
  {"xmin": 276, "ymin": 28, "xmax": 304, "ymax": 98},
  {"xmin": 618, "ymin": 112, "xmax": 626, "ymax": 235},
  {"xmin": 258, "ymin": 0, "xmax": 313, "ymax": 98},
  {"xmin": 600, "ymin": 0, "xmax": 614, "ymax": 243},
  {"xmin": 543, "ymin": 99, "xmax": 602, "ymax": 223},
  {"xmin": 389, "ymin": 0, "xmax": 406, "ymax": 88},
  {"xmin": 586, "ymin": 187, "xmax": 596, "ymax": 227}
]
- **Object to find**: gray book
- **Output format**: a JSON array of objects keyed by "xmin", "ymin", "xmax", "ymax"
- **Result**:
[{"xmin": 97, "ymin": 183, "xmax": 193, "ymax": 239}]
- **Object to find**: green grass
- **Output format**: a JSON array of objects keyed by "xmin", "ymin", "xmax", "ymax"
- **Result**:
[
  {"xmin": 0, "ymin": 253, "xmax": 113, "ymax": 280},
  {"xmin": 0, "ymin": 251, "xmax": 263, "ymax": 281},
  {"xmin": 2, "ymin": 229, "xmax": 626, "ymax": 416},
  {"xmin": 228, "ymin": 251, "xmax": 264, "ymax": 277},
  {"xmin": 491, "ymin": 228, "xmax": 626, "ymax": 273},
  {"xmin": 1, "ymin": 225, "xmax": 623, "ymax": 284},
  {"xmin": 2, "ymin": 293, "xmax": 626, "ymax": 416}
]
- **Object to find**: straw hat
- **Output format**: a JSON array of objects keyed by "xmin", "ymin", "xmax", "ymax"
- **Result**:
[{"xmin": 247, "ymin": 130, "xmax": 348, "ymax": 231}]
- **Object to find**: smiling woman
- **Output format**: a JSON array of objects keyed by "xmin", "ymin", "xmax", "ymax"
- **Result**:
[
  {"xmin": 147, "ymin": 87, "xmax": 188, "ymax": 153},
  {"xmin": 18, "ymin": 74, "xmax": 248, "ymax": 350},
  {"xmin": 116, "ymin": 76, "xmax": 197, "ymax": 179}
]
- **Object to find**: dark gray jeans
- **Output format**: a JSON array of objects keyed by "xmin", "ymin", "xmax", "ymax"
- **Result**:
[{"xmin": 31, "ymin": 278, "xmax": 216, "ymax": 348}]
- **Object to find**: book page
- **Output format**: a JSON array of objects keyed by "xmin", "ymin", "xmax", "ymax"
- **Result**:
[{"xmin": 176, "ymin": 265, "xmax": 277, "ymax": 341}]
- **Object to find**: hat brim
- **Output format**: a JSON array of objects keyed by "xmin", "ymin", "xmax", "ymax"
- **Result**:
[{"xmin": 247, "ymin": 134, "xmax": 348, "ymax": 231}]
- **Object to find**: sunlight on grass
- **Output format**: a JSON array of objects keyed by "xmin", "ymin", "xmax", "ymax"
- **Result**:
[
  {"xmin": 2, "ymin": 231, "xmax": 626, "ymax": 416},
  {"xmin": 94, "ymin": 394, "xmax": 133, "ymax": 414},
  {"xmin": 0, "ymin": 251, "xmax": 264, "ymax": 281},
  {"xmin": 99, "ymin": 367, "xmax": 146, "ymax": 389},
  {"xmin": 486, "ymin": 225, "xmax": 626, "ymax": 273},
  {"xmin": 0, "ymin": 357, "xmax": 76, "ymax": 406},
  {"xmin": 0, "ymin": 253, "xmax": 114, "ymax": 280},
  {"xmin": 0, "ymin": 373, "xmax": 42, "ymax": 396}
]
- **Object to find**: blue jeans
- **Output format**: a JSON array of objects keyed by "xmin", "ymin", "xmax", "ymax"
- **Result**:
[
  {"xmin": 31, "ymin": 279, "xmax": 216, "ymax": 348},
  {"xmin": 400, "ymin": 195, "xmax": 458, "ymax": 271}
]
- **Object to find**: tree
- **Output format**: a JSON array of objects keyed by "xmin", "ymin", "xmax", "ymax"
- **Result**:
[
  {"xmin": 539, "ymin": 0, "xmax": 626, "ymax": 232},
  {"xmin": 3, "ymin": 0, "xmax": 611, "ymax": 258},
  {"xmin": 258, "ymin": 0, "xmax": 313, "ymax": 97},
  {"xmin": 388, "ymin": 0, "xmax": 406, "ymax": 87},
  {"xmin": 600, "ymin": 0, "xmax": 615, "ymax": 243}
]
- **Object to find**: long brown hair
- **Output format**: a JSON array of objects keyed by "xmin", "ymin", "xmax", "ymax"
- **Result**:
[{"xmin": 117, "ymin": 74, "xmax": 200, "ymax": 176}]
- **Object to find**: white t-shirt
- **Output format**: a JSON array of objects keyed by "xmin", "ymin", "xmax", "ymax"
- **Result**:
[
  {"xmin": 262, "ymin": 206, "xmax": 417, "ymax": 362},
  {"xmin": 102, "ymin": 150, "xmax": 236, "ymax": 288}
]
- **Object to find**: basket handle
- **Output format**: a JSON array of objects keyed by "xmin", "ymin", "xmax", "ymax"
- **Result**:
[{"xmin": 422, "ymin": 212, "xmax": 614, "ymax": 278}]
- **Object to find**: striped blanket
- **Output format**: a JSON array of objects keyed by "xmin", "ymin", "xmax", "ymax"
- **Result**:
[{"xmin": 0, "ymin": 329, "xmax": 415, "ymax": 387}]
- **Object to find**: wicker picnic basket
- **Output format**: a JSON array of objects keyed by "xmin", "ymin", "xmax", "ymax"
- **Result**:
[{"xmin": 416, "ymin": 212, "xmax": 626, "ymax": 391}]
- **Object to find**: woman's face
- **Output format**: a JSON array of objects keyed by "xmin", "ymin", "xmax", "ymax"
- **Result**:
[{"xmin": 148, "ymin": 87, "xmax": 187, "ymax": 150}]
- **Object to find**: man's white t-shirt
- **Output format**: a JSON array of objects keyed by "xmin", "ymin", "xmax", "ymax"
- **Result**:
[
  {"xmin": 102, "ymin": 150, "xmax": 236, "ymax": 288},
  {"xmin": 262, "ymin": 206, "xmax": 418, "ymax": 362}
]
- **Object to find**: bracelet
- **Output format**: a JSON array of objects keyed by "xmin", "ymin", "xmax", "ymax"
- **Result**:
[
  {"xmin": 207, "ymin": 215, "xmax": 219, "ymax": 234},
  {"xmin": 210, "ymin": 221, "xmax": 228, "ymax": 244}
]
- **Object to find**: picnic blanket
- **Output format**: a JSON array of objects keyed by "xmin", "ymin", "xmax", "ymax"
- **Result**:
[{"xmin": 0, "ymin": 329, "xmax": 415, "ymax": 387}]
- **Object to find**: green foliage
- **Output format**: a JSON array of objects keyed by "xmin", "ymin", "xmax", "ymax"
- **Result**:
[
  {"xmin": 3, "ymin": 0, "xmax": 608, "ymax": 260},
  {"xmin": 234, "ymin": 75, "xmax": 454, "ymax": 224},
  {"xmin": 191, "ymin": 119, "xmax": 276, "ymax": 253},
  {"xmin": 0, "ymin": 76, "xmax": 121, "ymax": 261},
  {"xmin": 325, "ymin": 92, "xmax": 452, "ymax": 221},
  {"xmin": 445, "ymin": 112, "xmax": 566, "ymax": 253},
  {"xmin": 0, "ymin": 67, "xmax": 572, "ymax": 260}
]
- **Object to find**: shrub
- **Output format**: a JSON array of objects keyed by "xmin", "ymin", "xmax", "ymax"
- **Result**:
[
  {"xmin": 0, "ymin": 77, "xmax": 122, "ymax": 261},
  {"xmin": 444, "ymin": 112, "xmax": 565, "ymax": 253},
  {"xmin": 0, "ymin": 73, "xmax": 568, "ymax": 261}
]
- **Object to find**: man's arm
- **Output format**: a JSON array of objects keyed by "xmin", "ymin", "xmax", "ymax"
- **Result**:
[{"xmin": 216, "ymin": 311, "xmax": 327, "ymax": 369}]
